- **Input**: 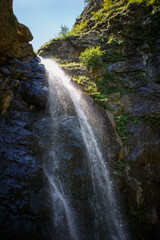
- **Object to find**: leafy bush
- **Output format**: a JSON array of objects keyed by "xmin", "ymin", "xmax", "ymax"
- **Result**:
[{"xmin": 79, "ymin": 46, "xmax": 104, "ymax": 70}]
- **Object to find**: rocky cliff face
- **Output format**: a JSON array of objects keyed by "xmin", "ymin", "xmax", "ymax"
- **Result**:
[
  {"xmin": 0, "ymin": 1, "xmax": 52, "ymax": 239},
  {"xmin": 0, "ymin": 0, "xmax": 34, "ymax": 62},
  {"xmin": 0, "ymin": 0, "xmax": 160, "ymax": 238},
  {"xmin": 0, "ymin": 56, "xmax": 52, "ymax": 240},
  {"xmin": 38, "ymin": 0, "xmax": 160, "ymax": 238}
]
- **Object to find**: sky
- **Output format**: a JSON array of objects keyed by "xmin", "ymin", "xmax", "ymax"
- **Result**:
[{"xmin": 13, "ymin": 0, "xmax": 85, "ymax": 51}]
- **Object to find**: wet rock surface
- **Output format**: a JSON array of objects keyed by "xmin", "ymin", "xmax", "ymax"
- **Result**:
[
  {"xmin": 0, "ymin": 56, "xmax": 52, "ymax": 240},
  {"xmin": 1, "ymin": 0, "xmax": 160, "ymax": 239},
  {"xmin": 37, "ymin": 1, "xmax": 160, "ymax": 238},
  {"xmin": 0, "ymin": 54, "xmax": 122, "ymax": 240}
]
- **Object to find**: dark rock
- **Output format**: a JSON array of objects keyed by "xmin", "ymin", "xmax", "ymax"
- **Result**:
[
  {"xmin": 37, "ymin": 0, "xmax": 160, "ymax": 236},
  {"xmin": 0, "ymin": 0, "xmax": 34, "ymax": 62},
  {"xmin": 21, "ymin": 80, "xmax": 48, "ymax": 109},
  {"xmin": 125, "ymin": 120, "xmax": 160, "ymax": 224},
  {"xmin": 122, "ymin": 83, "xmax": 160, "ymax": 116},
  {"xmin": 38, "ymin": 32, "xmax": 101, "ymax": 62},
  {"xmin": 1, "ymin": 0, "xmax": 160, "ymax": 239},
  {"xmin": 0, "ymin": 56, "xmax": 51, "ymax": 240}
]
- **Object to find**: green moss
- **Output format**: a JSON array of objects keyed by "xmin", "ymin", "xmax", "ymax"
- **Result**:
[
  {"xmin": 60, "ymin": 62, "xmax": 81, "ymax": 67},
  {"xmin": 70, "ymin": 21, "xmax": 88, "ymax": 35},
  {"xmin": 127, "ymin": 0, "xmax": 157, "ymax": 4},
  {"xmin": 106, "ymin": 35, "xmax": 124, "ymax": 46}
]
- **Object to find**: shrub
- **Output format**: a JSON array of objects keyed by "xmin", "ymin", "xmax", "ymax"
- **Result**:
[
  {"xmin": 79, "ymin": 46, "xmax": 104, "ymax": 71},
  {"xmin": 58, "ymin": 25, "xmax": 70, "ymax": 39}
]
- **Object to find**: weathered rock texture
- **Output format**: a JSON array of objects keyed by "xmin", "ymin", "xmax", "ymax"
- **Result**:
[
  {"xmin": 75, "ymin": 0, "xmax": 104, "ymax": 25},
  {"xmin": 0, "ymin": 56, "xmax": 52, "ymax": 240},
  {"xmin": 38, "ymin": 32, "xmax": 101, "ymax": 63},
  {"xmin": 0, "ymin": 0, "xmax": 160, "ymax": 239},
  {"xmin": 0, "ymin": 0, "xmax": 34, "ymax": 62},
  {"xmin": 0, "ymin": 1, "xmax": 51, "ymax": 239},
  {"xmin": 38, "ymin": 0, "xmax": 160, "ymax": 238}
]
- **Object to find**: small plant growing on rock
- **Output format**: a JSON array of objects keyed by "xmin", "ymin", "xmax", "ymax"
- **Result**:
[
  {"xmin": 58, "ymin": 25, "xmax": 70, "ymax": 39},
  {"xmin": 113, "ymin": 160, "xmax": 128, "ymax": 176},
  {"xmin": 79, "ymin": 46, "xmax": 104, "ymax": 71},
  {"xmin": 70, "ymin": 21, "xmax": 88, "ymax": 35},
  {"xmin": 115, "ymin": 110, "xmax": 129, "ymax": 140}
]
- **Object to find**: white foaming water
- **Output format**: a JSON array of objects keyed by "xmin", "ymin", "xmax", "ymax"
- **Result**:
[
  {"xmin": 41, "ymin": 57, "xmax": 129, "ymax": 240},
  {"xmin": 43, "ymin": 167, "xmax": 79, "ymax": 240}
]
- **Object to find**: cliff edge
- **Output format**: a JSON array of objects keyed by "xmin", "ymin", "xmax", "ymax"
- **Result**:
[{"xmin": 0, "ymin": 0, "xmax": 34, "ymax": 62}]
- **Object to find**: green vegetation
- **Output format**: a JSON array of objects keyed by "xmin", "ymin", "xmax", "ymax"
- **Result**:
[
  {"xmin": 38, "ymin": 0, "xmax": 159, "ymax": 143},
  {"xmin": 79, "ymin": 46, "xmax": 105, "ymax": 71},
  {"xmin": 58, "ymin": 25, "xmax": 70, "ymax": 39},
  {"xmin": 130, "ymin": 206, "xmax": 142, "ymax": 221},
  {"xmin": 115, "ymin": 110, "xmax": 130, "ymax": 140},
  {"xmin": 100, "ymin": 69, "xmax": 117, "ymax": 82},
  {"xmin": 113, "ymin": 160, "xmax": 128, "ymax": 176},
  {"xmin": 127, "ymin": 0, "xmax": 157, "ymax": 4},
  {"xmin": 107, "ymin": 35, "xmax": 123, "ymax": 46},
  {"xmin": 70, "ymin": 21, "xmax": 88, "ymax": 35},
  {"xmin": 144, "ymin": 114, "xmax": 160, "ymax": 125},
  {"xmin": 115, "ymin": 112, "xmax": 160, "ymax": 140},
  {"xmin": 102, "ymin": 52, "xmax": 128, "ymax": 66},
  {"xmin": 72, "ymin": 75, "xmax": 112, "ymax": 110},
  {"xmin": 38, "ymin": 0, "xmax": 159, "ymax": 50},
  {"xmin": 60, "ymin": 62, "xmax": 81, "ymax": 67},
  {"xmin": 73, "ymin": 76, "xmax": 90, "ymax": 85},
  {"xmin": 33, "ymin": 49, "xmax": 37, "ymax": 55},
  {"xmin": 38, "ymin": 39, "xmax": 53, "ymax": 51},
  {"xmin": 69, "ymin": 0, "xmax": 159, "ymax": 35},
  {"xmin": 103, "ymin": 0, "xmax": 157, "ymax": 9}
]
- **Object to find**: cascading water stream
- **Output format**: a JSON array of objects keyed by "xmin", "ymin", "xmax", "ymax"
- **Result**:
[{"xmin": 40, "ymin": 57, "xmax": 129, "ymax": 240}]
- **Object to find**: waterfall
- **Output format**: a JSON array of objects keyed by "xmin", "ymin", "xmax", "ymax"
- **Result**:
[{"xmin": 40, "ymin": 58, "xmax": 129, "ymax": 240}]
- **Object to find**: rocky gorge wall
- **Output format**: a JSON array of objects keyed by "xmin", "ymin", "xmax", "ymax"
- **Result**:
[
  {"xmin": 0, "ymin": 1, "xmax": 53, "ymax": 239},
  {"xmin": 0, "ymin": 0, "xmax": 160, "ymax": 239},
  {"xmin": 0, "ymin": 56, "xmax": 52, "ymax": 240},
  {"xmin": 38, "ymin": 0, "xmax": 160, "ymax": 239},
  {"xmin": 0, "ymin": 0, "xmax": 34, "ymax": 62}
]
